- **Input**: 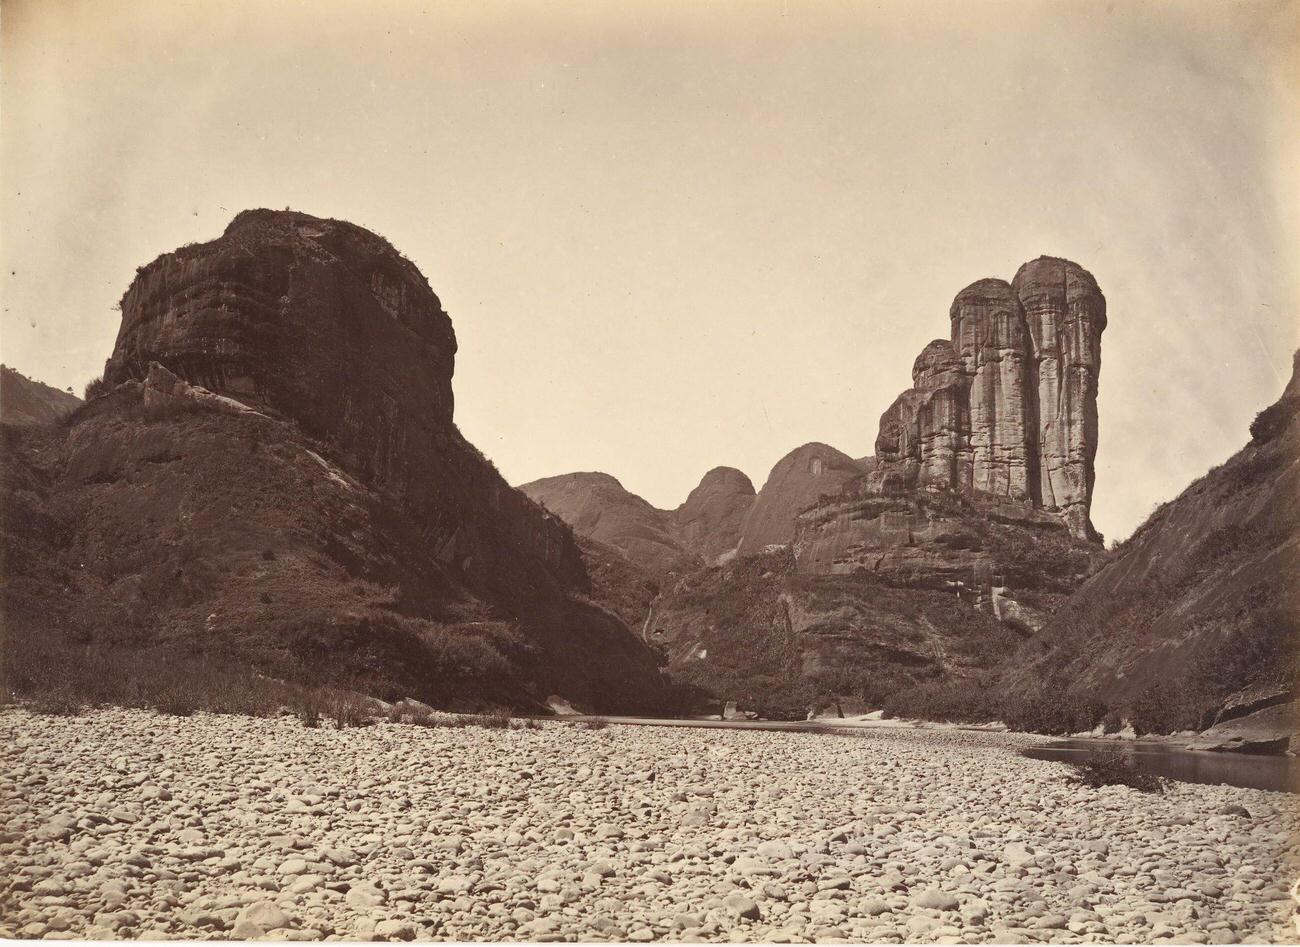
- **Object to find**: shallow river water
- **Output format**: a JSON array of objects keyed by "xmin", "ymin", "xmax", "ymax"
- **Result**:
[
  {"xmin": 1022, "ymin": 738, "xmax": 1299, "ymax": 793},
  {"xmin": 552, "ymin": 715, "xmax": 1299, "ymax": 793}
]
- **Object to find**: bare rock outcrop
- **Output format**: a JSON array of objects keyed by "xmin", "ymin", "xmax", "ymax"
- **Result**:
[
  {"xmin": 874, "ymin": 340, "xmax": 968, "ymax": 494},
  {"xmin": 950, "ymin": 278, "xmax": 1037, "ymax": 503},
  {"xmin": 735, "ymin": 443, "xmax": 866, "ymax": 557},
  {"xmin": 671, "ymin": 467, "xmax": 756, "ymax": 563},
  {"xmin": 518, "ymin": 472, "xmax": 695, "ymax": 573},
  {"xmin": 870, "ymin": 256, "xmax": 1106, "ymax": 539},
  {"xmin": 1013, "ymin": 257, "xmax": 1107, "ymax": 537},
  {"xmin": 788, "ymin": 258, "xmax": 1106, "ymax": 649}
]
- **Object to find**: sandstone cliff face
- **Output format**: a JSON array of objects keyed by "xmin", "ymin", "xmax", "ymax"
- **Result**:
[
  {"xmin": 1013, "ymin": 257, "xmax": 1107, "ymax": 536},
  {"xmin": 788, "ymin": 258, "xmax": 1106, "ymax": 655},
  {"xmin": 871, "ymin": 256, "xmax": 1106, "ymax": 539},
  {"xmin": 950, "ymin": 278, "xmax": 1037, "ymax": 502},
  {"xmin": 104, "ymin": 209, "xmax": 589, "ymax": 609},
  {"xmin": 2, "ymin": 209, "xmax": 667, "ymax": 713},
  {"xmin": 670, "ymin": 466, "xmax": 756, "ymax": 563},
  {"xmin": 735, "ymin": 443, "xmax": 865, "ymax": 557},
  {"xmin": 874, "ymin": 341, "xmax": 968, "ymax": 494},
  {"xmin": 0, "ymin": 366, "xmax": 81, "ymax": 426},
  {"xmin": 107, "ymin": 210, "xmax": 456, "ymax": 503}
]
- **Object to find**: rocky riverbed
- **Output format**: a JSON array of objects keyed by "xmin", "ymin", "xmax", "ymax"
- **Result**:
[{"xmin": 2, "ymin": 707, "xmax": 1298, "ymax": 943}]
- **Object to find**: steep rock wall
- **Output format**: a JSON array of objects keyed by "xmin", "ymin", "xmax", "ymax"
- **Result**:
[
  {"xmin": 950, "ymin": 278, "xmax": 1037, "ymax": 503},
  {"xmin": 1013, "ymin": 257, "xmax": 1107, "ymax": 537},
  {"xmin": 870, "ymin": 256, "xmax": 1105, "ymax": 540},
  {"xmin": 104, "ymin": 209, "xmax": 586, "ymax": 610}
]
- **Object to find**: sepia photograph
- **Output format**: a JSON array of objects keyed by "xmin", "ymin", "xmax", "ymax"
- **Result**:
[{"xmin": 1, "ymin": 0, "xmax": 1298, "ymax": 943}]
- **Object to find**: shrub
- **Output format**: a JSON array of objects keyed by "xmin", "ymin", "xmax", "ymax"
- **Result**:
[
  {"xmin": 297, "ymin": 702, "xmax": 322, "ymax": 728},
  {"xmin": 1249, "ymin": 396, "xmax": 1299, "ymax": 443},
  {"xmin": 1066, "ymin": 753, "xmax": 1164, "ymax": 794},
  {"xmin": 1003, "ymin": 690, "xmax": 1106, "ymax": 736},
  {"xmin": 322, "ymin": 693, "xmax": 373, "ymax": 729},
  {"xmin": 154, "ymin": 689, "xmax": 197, "ymax": 717},
  {"xmin": 460, "ymin": 711, "xmax": 512, "ymax": 729},
  {"xmin": 83, "ymin": 375, "xmax": 111, "ymax": 400}
]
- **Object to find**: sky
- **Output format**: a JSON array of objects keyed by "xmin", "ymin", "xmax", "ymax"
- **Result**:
[{"xmin": 2, "ymin": 0, "xmax": 1297, "ymax": 544}]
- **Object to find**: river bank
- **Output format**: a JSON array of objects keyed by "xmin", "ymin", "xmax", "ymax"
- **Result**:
[{"xmin": 2, "ymin": 707, "xmax": 1297, "ymax": 942}]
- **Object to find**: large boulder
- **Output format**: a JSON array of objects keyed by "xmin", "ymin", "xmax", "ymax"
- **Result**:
[{"xmin": 1186, "ymin": 701, "xmax": 1298, "ymax": 755}]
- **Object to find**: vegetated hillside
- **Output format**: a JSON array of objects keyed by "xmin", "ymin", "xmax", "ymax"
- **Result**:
[
  {"xmin": 0, "ymin": 366, "xmax": 81, "ymax": 425},
  {"xmin": 1006, "ymin": 351, "xmax": 1300, "ymax": 735},
  {"xmin": 575, "ymin": 535, "xmax": 662, "ymax": 634},
  {"xmin": 643, "ymin": 549, "xmax": 1030, "ymax": 719},
  {"xmin": 1, "ymin": 210, "xmax": 667, "ymax": 715},
  {"xmin": 641, "ymin": 484, "xmax": 1098, "ymax": 719}
]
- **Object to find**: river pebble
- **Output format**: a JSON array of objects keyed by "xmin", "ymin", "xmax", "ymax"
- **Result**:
[{"xmin": 1, "ymin": 707, "xmax": 1297, "ymax": 942}]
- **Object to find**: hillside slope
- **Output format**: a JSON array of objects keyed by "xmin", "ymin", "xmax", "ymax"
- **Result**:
[
  {"xmin": 0, "ymin": 366, "xmax": 80, "ymax": 425},
  {"xmin": 1011, "ymin": 351, "xmax": 1300, "ymax": 734},
  {"xmin": 1, "ymin": 210, "xmax": 667, "ymax": 714},
  {"xmin": 519, "ymin": 466, "xmax": 758, "ymax": 572},
  {"xmin": 517, "ymin": 472, "xmax": 696, "ymax": 573}
]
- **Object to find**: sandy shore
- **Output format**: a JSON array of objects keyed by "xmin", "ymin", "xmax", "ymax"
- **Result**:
[{"xmin": 2, "ymin": 707, "xmax": 1297, "ymax": 943}]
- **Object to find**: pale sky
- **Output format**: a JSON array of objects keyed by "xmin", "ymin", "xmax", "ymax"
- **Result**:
[{"xmin": 3, "ymin": 0, "xmax": 1297, "ymax": 543}]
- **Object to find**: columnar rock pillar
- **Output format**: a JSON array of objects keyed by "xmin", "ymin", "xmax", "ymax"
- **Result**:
[
  {"xmin": 869, "ymin": 257, "xmax": 1105, "ymax": 540},
  {"xmin": 1013, "ymin": 257, "xmax": 1107, "ymax": 539},
  {"xmin": 874, "ymin": 340, "xmax": 968, "ymax": 493},
  {"xmin": 949, "ymin": 279, "xmax": 1037, "ymax": 504}
]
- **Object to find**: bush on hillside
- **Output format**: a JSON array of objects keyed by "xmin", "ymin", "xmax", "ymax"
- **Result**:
[
  {"xmin": 83, "ymin": 375, "xmax": 110, "ymax": 401},
  {"xmin": 1249, "ymin": 395, "xmax": 1299, "ymax": 443}
]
